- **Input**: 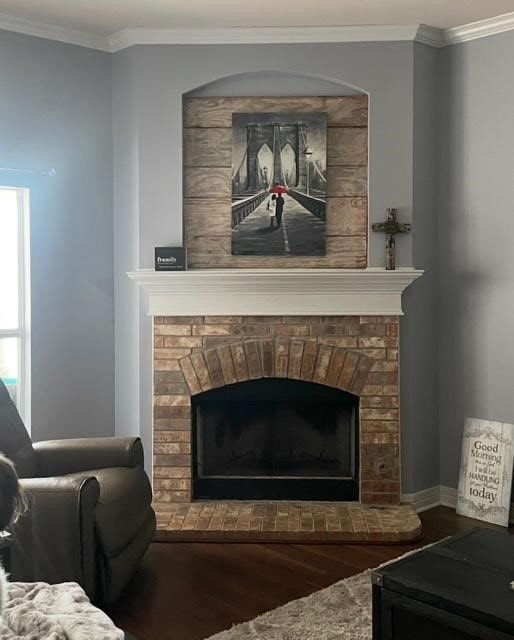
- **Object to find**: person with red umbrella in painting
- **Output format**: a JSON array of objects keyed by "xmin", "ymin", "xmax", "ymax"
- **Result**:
[
  {"xmin": 267, "ymin": 193, "xmax": 277, "ymax": 227},
  {"xmin": 270, "ymin": 184, "xmax": 287, "ymax": 228}
]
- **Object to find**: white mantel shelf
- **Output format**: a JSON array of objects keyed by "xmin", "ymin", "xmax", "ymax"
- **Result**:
[{"xmin": 127, "ymin": 268, "xmax": 423, "ymax": 317}]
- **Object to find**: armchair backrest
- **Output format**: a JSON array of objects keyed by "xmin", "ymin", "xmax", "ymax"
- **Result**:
[{"xmin": 0, "ymin": 380, "xmax": 36, "ymax": 478}]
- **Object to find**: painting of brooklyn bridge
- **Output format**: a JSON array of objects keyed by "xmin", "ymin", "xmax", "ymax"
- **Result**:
[{"xmin": 231, "ymin": 112, "xmax": 327, "ymax": 256}]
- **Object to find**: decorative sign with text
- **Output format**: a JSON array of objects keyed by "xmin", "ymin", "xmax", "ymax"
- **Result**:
[
  {"xmin": 457, "ymin": 418, "xmax": 514, "ymax": 527},
  {"xmin": 154, "ymin": 247, "xmax": 186, "ymax": 271}
]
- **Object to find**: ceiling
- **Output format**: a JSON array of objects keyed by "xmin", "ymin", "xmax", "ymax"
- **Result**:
[{"xmin": 0, "ymin": 0, "xmax": 513, "ymax": 36}]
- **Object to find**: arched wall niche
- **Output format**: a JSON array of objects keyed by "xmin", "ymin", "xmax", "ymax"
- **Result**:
[
  {"xmin": 182, "ymin": 70, "xmax": 369, "ymax": 269},
  {"xmin": 185, "ymin": 70, "xmax": 367, "ymax": 97},
  {"xmin": 132, "ymin": 44, "xmax": 415, "ymax": 270}
]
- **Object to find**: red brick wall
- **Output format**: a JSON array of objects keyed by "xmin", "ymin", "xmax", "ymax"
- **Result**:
[{"xmin": 154, "ymin": 315, "xmax": 400, "ymax": 505}]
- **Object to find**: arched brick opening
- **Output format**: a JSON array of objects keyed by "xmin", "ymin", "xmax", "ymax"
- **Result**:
[
  {"xmin": 153, "ymin": 316, "xmax": 400, "ymax": 506},
  {"xmin": 178, "ymin": 338, "xmax": 374, "ymax": 398}
]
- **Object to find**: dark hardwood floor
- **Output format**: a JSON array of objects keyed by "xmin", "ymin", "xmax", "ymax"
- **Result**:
[{"xmin": 108, "ymin": 507, "xmax": 510, "ymax": 640}]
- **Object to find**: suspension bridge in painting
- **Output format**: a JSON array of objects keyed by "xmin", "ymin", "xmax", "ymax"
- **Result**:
[{"xmin": 231, "ymin": 121, "xmax": 326, "ymax": 230}]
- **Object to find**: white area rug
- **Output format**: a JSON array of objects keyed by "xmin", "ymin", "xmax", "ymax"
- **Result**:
[
  {"xmin": 206, "ymin": 547, "xmax": 428, "ymax": 640},
  {"xmin": 206, "ymin": 568, "xmax": 373, "ymax": 640}
]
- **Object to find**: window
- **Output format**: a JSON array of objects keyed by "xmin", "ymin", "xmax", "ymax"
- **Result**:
[{"xmin": 0, "ymin": 187, "xmax": 30, "ymax": 428}]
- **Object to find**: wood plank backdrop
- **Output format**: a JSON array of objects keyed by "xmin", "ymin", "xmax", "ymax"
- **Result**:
[{"xmin": 183, "ymin": 96, "xmax": 368, "ymax": 268}]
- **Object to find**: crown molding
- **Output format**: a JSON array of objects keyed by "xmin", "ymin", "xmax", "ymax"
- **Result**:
[
  {"xmin": 415, "ymin": 24, "xmax": 446, "ymax": 48},
  {"xmin": 0, "ymin": 11, "xmax": 512, "ymax": 52},
  {"xmin": 0, "ymin": 11, "xmax": 110, "ymax": 51},
  {"xmin": 108, "ymin": 25, "xmax": 421, "ymax": 51},
  {"xmin": 443, "ymin": 11, "xmax": 514, "ymax": 46}
]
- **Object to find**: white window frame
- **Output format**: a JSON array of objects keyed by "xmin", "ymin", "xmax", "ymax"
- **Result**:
[{"xmin": 0, "ymin": 187, "xmax": 31, "ymax": 431}]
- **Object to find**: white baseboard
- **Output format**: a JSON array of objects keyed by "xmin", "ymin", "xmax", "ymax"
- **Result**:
[
  {"xmin": 402, "ymin": 485, "xmax": 457, "ymax": 512},
  {"xmin": 400, "ymin": 486, "xmax": 443, "ymax": 512},
  {"xmin": 403, "ymin": 485, "xmax": 514, "ymax": 523},
  {"xmin": 439, "ymin": 485, "xmax": 458, "ymax": 508}
]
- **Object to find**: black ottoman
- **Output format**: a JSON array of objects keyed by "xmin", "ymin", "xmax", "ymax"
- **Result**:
[{"xmin": 372, "ymin": 528, "xmax": 514, "ymax": 639}]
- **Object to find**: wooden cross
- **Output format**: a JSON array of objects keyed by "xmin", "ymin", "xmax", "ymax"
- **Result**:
[{"xmin": 372, "ymin": 208, "xmax": 411, "ymax": 270}]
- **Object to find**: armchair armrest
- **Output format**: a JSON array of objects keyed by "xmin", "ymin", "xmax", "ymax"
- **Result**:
[
  {"xmin": 12, "ymin": 475, "xmax": 100, "ymax": 601},
  {"xmin": 33, "ymin": 436, "xmax": 144, "ymax": 476}
]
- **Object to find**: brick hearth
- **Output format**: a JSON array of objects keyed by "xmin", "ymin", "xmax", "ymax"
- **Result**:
[
  {"xmin": 154, "ymin": 502, "xmax": 421, "ymax": 543},
  {"xmin": 153, "ymin": 315, "xmax": 400, "ymax": 506}
]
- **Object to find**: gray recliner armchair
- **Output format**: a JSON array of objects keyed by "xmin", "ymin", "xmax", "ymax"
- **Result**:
[{"xmin": 0, "ymin": 379, "xmax": 156, "ymax": 605}]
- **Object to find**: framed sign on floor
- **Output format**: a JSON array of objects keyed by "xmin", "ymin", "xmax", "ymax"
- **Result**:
[{"xmin": 457, "ymin": 417, "xmax": 514, "ymax": 527}]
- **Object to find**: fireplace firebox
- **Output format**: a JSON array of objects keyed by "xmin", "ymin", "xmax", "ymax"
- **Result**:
[{"xmin": 192, "ymin": 378, "xmax": 359, "ymax": 501}]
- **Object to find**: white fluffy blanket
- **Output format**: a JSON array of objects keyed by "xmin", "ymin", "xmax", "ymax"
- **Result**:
[{"xmin": 0, "ymin": 581, "xmax": 124, "ymax": 640}]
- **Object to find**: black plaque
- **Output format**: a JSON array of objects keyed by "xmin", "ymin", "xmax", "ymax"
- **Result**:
[{"xmin": 154, "ymin": 247, "xmax": 186, "ymax": 271}]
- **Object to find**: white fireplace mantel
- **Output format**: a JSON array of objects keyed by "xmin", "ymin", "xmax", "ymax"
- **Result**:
[{"xmin": 127, "ymin": 268, "xmax": 423, "ymax": 316}]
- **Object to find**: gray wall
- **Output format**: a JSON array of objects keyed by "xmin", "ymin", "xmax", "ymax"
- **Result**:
[
  {"xmin": 0, "ymin": 30, "xmax": 114, "ymax": 441},
  {"xmin": 438, "ymin": 31, "xmax": 514, "ymax": 488},
  {"xmin": 113, "ymin": 47, "xmax": 140, "ymax": 441},
  {"xmin": 400, "ymin": 43, "xmax": 440, "ymax": 493},
  {"xmin": 112, "ymin": 48, "xmax": 155, "ymax": 472},
  {"xmin": 130, "ymin": 42, "xmax": 415, "ymax": 268},
  {"xmin": 4, "ymin": 25, "xmax": 510, "ymax": 492},
  {"xmin": 112, "ymin": 41, "xmax": 437, "ymax": 491}
]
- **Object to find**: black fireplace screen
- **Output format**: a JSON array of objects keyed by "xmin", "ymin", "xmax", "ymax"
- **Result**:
[{"xmin": 192, "ymin": 378, "xmax": 359, "ymax": 501}]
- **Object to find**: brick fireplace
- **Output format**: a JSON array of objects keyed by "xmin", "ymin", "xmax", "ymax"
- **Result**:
[
  {"xmin": 153, "ymin": 314, "xmax": 400, "ymax": 506},
  {"xmin": 129, "ymin": 267, "xmax": 422, "ymax": 541}
]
